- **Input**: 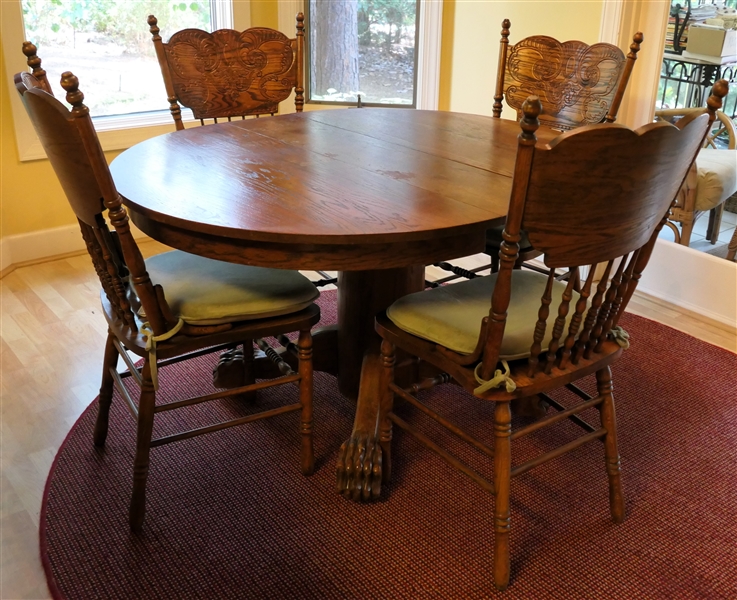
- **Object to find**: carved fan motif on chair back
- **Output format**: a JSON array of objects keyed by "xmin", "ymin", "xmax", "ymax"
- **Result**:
[
  {"xmin": 504, "ymin": 37, "xmax": 625, "ymax": 130},
  {"xmin": 164, "ymin": 28, "xmax": 298, "ymax": 118}
]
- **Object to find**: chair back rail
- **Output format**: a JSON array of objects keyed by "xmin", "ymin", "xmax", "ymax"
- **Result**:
[
  {"xmin": 148, "ymin": 14, "xmax": 304, "ymax": 130},
  {"xmin": 492, "ymin": 20, "xmax": 643, "ymax": 130},
  {"xmin": 480, "ymin": 81, "xmax": 728, "ymax": 380},
  {"xmin": 14, "ymin": 71, "xmax": 170, "ymax": 336}
]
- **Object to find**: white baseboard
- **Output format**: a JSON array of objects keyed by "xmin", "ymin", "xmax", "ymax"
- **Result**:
[
  {"xmin": 638, "ymin": 239, "xmax": 737, "ymax": 329},
  {"xmin": 0, "ymin": 222, "xmax": 150, "ymax": 276}
]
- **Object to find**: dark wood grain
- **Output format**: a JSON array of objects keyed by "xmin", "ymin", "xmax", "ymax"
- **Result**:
[{"xmin": 111, "ymin": 109, "xmax": 555, "ymax": 255}]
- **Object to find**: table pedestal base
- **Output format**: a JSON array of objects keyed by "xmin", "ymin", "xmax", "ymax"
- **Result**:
[{"xmin": 335, "ymin": 267, "xmax": 425, "ymax": 500}]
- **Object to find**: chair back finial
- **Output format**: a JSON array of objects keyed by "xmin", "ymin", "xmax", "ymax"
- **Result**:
[
  {"xmin": 148, "ymin": 14, "xmax": 185, "ymax": 130},
  {"xmin": 605, "ymin": 31, "xmax": 644, "ymax": 123},
  {"xmin": 492, "ymin": 19, "xmax": 512, "ymax": 119},
  {"xmin": 21, "ymin": 41, "xmax": 54, "ymax": 95},
  {"xmin": 295, "ymin": 12, "xmax": 305, "ymax": 112}
]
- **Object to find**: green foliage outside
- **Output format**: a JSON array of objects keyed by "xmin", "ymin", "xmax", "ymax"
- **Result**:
[
  {"xmin": 357, "ymin": 0, "xmax": 416, "ymax": 51},
  {"xmin": 22, "ymin": 0, "xmax": 210, "ymax": 56}
]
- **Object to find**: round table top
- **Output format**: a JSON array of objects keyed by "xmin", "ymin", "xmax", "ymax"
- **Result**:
[{"xmin": 110, "ymin": 109, "xmax": 544, "ymax": 270}]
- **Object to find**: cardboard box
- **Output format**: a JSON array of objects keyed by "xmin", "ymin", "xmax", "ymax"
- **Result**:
[{"xmin": 685, "ymin": 24, "xmax": 737, "ymax": 60}]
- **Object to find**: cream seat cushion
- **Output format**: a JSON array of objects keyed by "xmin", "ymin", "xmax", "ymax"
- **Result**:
[
  {"xmin": 695, "ymin": 148, "xmax": 737, "ymax": 211},
  {"xmin": 387, "ymin": 270, "xmax": 579, "ymax": 359},
  {"xmin": 140, "ymin": 251, "xmax": 319, "ymax": 325}
]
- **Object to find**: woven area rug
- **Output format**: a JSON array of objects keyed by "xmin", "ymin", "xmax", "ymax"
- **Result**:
[{"xmin": 41, "ymin": 291, "xmax": 737, "ymax": 599}]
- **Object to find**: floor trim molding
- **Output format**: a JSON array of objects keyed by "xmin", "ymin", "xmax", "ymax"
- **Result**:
[{"xmin": 1, "ymin": 223, "xmax": 150, "ymax": 279}]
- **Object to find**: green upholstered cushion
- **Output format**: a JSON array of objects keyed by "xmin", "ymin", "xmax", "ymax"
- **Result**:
[
  {"xmin": 695, "ymin": 149, "xmax": 737, "ymax": 211},
  {"xmin": 387, "ymin": 270, "xmax": 579, "ymax": 359},
  {"xmin": 485, "ymin": 224, "xmax": 532, "ymax": 252},
  {"xmin": 140, "ymin": 251, "xmax": 319, "ymax": 325}
]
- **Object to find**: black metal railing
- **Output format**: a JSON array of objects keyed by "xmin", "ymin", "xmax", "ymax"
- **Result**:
[{"xmin": 660, "ymin": 55, "xmax": 737, "ymax": 119}]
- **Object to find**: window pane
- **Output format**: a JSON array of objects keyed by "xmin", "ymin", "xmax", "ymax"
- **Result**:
[
  {"xmin": 308, "ymin": 0, "xmax": 418, "ymax": 106},
  {"xmin": 21, "ymin": 0, "xmax": 212, "ymax": 117}
]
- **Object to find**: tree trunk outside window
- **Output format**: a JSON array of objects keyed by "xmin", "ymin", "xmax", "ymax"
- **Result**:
[{"xmin": 310, "ymin": 0, "xmax": 360, "ymax": 97}]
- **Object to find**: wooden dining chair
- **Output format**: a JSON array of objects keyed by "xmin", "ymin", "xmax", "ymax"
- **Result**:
[
  {"xmin": 375, "ymin": 82, "xmax": 728, "ymax": 591},
  {"xmin": 148, "ymin": 13, "xmax": 305, "ymax": 130},
  {"xmin": 484, "ymin": 21, "xmax": 645, "ymax": 272},
  {"xmin": 15, "ymin": 70, "xmax": 321, "ymax": 532}
]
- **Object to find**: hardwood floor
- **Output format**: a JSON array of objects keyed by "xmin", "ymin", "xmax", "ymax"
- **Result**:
[{"xmin": 1, "ymin": 244, "xmax": 734, "ymax": 599}]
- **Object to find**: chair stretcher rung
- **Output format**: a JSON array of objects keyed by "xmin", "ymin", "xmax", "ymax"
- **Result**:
[
  {"xmin": 113, "ymin": 339, "xmax": 143, "ymax": 386},
  {"xmin": 541, "ymin": 394, "xmax": 598, "ymax": 434},
  {"xmin": 111, "ymin": 367, "xmax": 138, "ymax": 418},
  {"xmin": 151, "ymin": 402, "xmax": 301, "ymax": 447},
  {"xmin": 391, "ymin": 383, "xmax": 495, "ymax": 458},
  {"xmin": 155, "ymin": 373, "xmax": 301, "ymax": 412},
  {"xmin": 156, "ymin": 342, "xmax": 239, "ymax": 369},
  {"xmin": 512, "ymin": 396, "xmax": 603, "ymax": 440},
  {"xmin": 564, "ymin": 383, "xmax": 594, "ymax": 401},
  {"xmin": 388, "ymin": 412, "xmax": 495, "ymax": 495},
  {"xmin": 430, "ymin": 263, "xmax": 490, "ymax": 286},
  {"xmin": 511, "ymin": 428, "xmax": 606, "ymax": 478}
]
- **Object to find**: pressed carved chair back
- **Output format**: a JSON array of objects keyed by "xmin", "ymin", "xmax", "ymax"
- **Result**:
[
  {"xmin": 479, "ymin": 87, "xmax": 725, "ymax": 381},
  {"xmin": 492, "ymin": 20, "xmax": 643, "ymax": 131},
  {"xmin": 149, "ymin": 13, "xmax": 305, "ymax": 130},
  {"xmin": 15, "ymin": 71, "xmax": 171, "ymax": 338}
]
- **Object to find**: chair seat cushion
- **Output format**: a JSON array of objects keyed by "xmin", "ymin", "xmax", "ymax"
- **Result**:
[
  {"xmin": 387, "ymin": 270, "xmax": 579, "ymax": 359},
  {"xmin": 141, "ymin": 251, "xmax": 319, "ymax": 325},
  {"xmin": 485, "ymin": 224, "xmax": 532, "ymax": 252},
  {"xmin": 695, "ymin": 148, "xmax": 737, "ymax": 211}
]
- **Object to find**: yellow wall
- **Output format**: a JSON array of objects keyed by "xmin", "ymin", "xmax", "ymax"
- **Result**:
[
  {"xmin": 447, "ymin": 1, "xmax": 604, "ymax": 116},
  {"xmin": 1, "ymin": 43, "xmax": 88, "ymax": 238},
  {"xmin": 1, "ymin": 0, "xmax": 604, "ymax": 242},
  {"xmin": 249, "ymin": 0, "xmax": 278, "ymax": 29}
]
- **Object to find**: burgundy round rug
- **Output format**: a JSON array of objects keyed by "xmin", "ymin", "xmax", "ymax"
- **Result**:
[{"xmin": 41, "ymin": 291, "xmax": 737, "ymax": 599}]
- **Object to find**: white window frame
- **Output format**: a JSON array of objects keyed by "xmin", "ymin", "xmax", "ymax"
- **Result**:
[
  {"xmin": 1, "ymin": 0, "xmax": 250, "ymax": 161},
  {"xmin": 278, "ymin": 0, "xmax": 443, "ymax": 112}
]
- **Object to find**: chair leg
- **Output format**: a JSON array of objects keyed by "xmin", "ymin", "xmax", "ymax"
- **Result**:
[
  {"xmin": 679, "ymin": 215, "xmax": 695, "ymax": 246},
  {"xmin": 727, "ymin": 226, "xmax": 737, "ymax": 261},
  {"xmin": 491, "ymin": 253, "xmax": 500, "ymax": 273},
  {"xmin": 596, "ymin": 367, "xmax": 625, "ymax": 524},
  {"xmin": 378, "ymin": 339, "xmax": 396, "ymax": 484},
  {"xmin": 94, "ymin": 332, "xmax": 119, "ymax": 447},
  {"xmin": 241, "ymin": 339, "xmax": 257, "ymax": 401},
  {"xmin": 707, "ymin": 204, "xmax": 724, "ymax": 244},
  {"xmin": 493, "ymin": 400, "xmax": 512, "ymax": 591},
  {"xmin": 298, "ymin": 329, "xmax": 314, "ymax": 476},
  {"xmin": 129, "ymin": 360, "xmax": 156, "ymax": 533}
]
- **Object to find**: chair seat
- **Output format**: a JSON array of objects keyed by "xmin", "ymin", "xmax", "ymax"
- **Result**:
[
  {"xmin": 142, "ymin": 251, "xmax": 319, "ymax": 325},
  {"xmin": 387, "ymin": 270, "xmax": 579, "ymax": 358},
  {"xmin": 485, "ymin": 225, "xmax": 532, "ymax": 252},
  {"xmin": 695, "ymin": 148, "xmax": 737, "ymax": 211}
]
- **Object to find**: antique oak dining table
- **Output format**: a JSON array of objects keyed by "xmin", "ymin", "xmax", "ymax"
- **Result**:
[{"xmin": 110, "ymin": 107, "xmax": 557, "ymax": 499}]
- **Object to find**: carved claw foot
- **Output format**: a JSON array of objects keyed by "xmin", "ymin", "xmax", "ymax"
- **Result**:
[
  {"xmin": 213, "ymin": 348, "xmax": 246, "ymax": 389},
  {"xmin": 336, "ymin": 433, "xmax": 383, "ymax": 501}
]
